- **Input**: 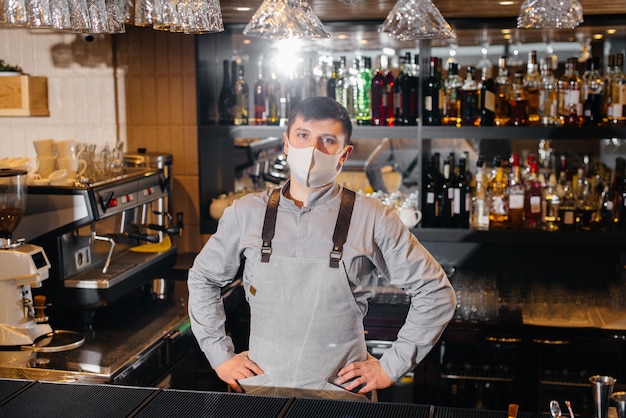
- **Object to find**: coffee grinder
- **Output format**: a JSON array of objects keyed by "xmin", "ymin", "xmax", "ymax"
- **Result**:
[{"xmin": 0, "ymin": 168, "xmax": 58, "ymax": 347}]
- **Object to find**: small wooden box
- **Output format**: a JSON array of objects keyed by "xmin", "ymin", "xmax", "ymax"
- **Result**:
[{"xmin": 0, "ymin": 75, "xmax": 49, "ymax": 116}]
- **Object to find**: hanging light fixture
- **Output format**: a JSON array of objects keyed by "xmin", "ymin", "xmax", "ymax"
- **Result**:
[
  {"xmin": 380, "ymin": 0, "xmax": 456, "ymax": 41},
  {"xmin": 517, "ymin": 0, "xmax": 583, "ymax": 29},
  {"xmin": 243, "ymin": 0, "xmax": 331, "ymax": 40}
]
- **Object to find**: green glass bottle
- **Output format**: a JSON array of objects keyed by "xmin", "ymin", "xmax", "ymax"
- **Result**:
[{"xmin": 356, "ymin": 56, "xmax": 372, "ymax": 125}]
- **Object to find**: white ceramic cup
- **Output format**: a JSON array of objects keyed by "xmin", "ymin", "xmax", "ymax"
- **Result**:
[
  {"xmin": 54, "ymin": 139, "xmax": 78, "ymax": 158},
  {"xmin": 38, "ymin": 156, "xmax": 57, "ymax": 178},
  {"xmin": 57, "ymin": 156, "xmax": 87, "ymax": 178},
  {"xmin": 399, "ymin": 207, "xmax": 423, "ymax": 228},
  {"xmin": 33, "ymin": 139, "xmax": 55, "ymax": 158},
  {"xmin": 49, "ymin": 169, "xmax": 69, "ymax": 186}
]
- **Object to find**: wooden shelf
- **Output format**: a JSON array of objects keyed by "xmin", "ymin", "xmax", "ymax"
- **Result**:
[{"xmin": 0, "ymin": 75, "xmax": 49, "ymax": 116}]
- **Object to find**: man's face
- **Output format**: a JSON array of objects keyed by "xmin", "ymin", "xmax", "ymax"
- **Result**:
[{"xmin": 284, "ymin": 116, "xmax": 352, "ymax": 160}]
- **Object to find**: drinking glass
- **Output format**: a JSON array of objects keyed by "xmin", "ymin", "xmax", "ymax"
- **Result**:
[
  {"xmin": 26, "ymin": 0, "xmax": 51, "ymax": 27},
  {"xmin": 134, "ymin": 0, "xmax": 154, "ymax": 26},
  {"xmin": 243, "ymin": 0, "xmax": 331, "ymax": 40},
  {"xmin": 517, "ymin": 0, "xmax": 584, "ymax": 29},
  {"xmin": 4, "ymin": 0, "xmax": 28, "ymax": 25},
  {"xmin": 379, "ymin": 0, "xmax": 457, "ymax": 41},
  {"xmin": 68, "ymin": 0, "xmax": 91, "ymax": 31},
  {"xmin": 50, "ymin": 0, "xmax": 71, "ymax": 30},
  {"xmin": 86, "ymin": 0, "xmax": 108, "ymax": 33}
]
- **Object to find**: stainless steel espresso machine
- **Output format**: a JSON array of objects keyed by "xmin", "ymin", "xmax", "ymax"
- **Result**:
[{"xmin": 13, "ymin": 167, "xmax": 180, "ymax": 328}]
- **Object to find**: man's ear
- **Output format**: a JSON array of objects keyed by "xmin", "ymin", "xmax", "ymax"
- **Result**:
[
  {"xmin": 340, "ymin": 145, "xmax": 354, "ymax": 164},
  {"xmin": 283, "ymin": 132, "xmax": 289, "ymax": 155}
]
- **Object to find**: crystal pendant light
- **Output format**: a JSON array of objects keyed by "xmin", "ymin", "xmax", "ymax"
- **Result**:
[
  {"xmin": 243, "ymin": 0, "xmax": 331, "ymax": 40},
  {"xmin": 517, "ymin": 0, "xmax": 584, "ymax": 29},
  {"xmin": 380, "ymin": 0, "xmax": 456, "ymax": 41}
]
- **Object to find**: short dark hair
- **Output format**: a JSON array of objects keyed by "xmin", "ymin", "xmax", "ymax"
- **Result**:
[{"xmin": 287, "ymin": 96, "xmax": 352, "ymax": 145}]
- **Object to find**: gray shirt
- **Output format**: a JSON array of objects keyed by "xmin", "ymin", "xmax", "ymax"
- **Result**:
[{"xmin": 188, "ymin": 181, "xmax": 456, "ymax": 382}]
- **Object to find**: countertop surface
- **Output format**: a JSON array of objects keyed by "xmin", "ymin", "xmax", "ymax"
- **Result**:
[{"xmin": 0, "ymin": 280, "xmax": 190, "ymax": 384}]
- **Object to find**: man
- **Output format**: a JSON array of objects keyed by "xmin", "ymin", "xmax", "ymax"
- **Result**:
[{"xmin": 188, "ymin": 96, "xmax": 455, "ymax": 400}]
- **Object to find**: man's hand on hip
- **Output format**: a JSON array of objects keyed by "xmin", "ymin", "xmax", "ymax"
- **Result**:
[{"xmin": 214, "ymin": 351, "xmax": 264, "ymax": 393}]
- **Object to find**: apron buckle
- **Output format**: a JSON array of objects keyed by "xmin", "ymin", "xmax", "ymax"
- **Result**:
[
  {"xmin": 261, "ymin": 244, "xmax": 272, "ymax": 262},
  {"xmin": 329, "ymin": 249, "xmax": 342, "ymax": 268}
]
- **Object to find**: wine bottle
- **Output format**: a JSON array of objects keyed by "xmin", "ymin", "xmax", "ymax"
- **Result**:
[
  {"xmin": 508, "ymin": 153, "xmax": 525, "ymax": 229},
  {"xmin": 218, "ymin": 59, "xmax": 234, "ymax": 125},
  {"xmin": 454, "ymin": 155, "xmax": 470, "ymax": 228},
  {"xmin": 233, "ymin": 64, "xmax": 249, "ymax": 126},
  {"xmin": 371, "ymin": 56, "xmax": 388, "ymax": 126},
  {"xmin": 254, "ymin": 61, "xmax": 267, "ymax": 125},
  {"xmin": 479, "ymin": 65, "xmax": 496, "ymax": 126},
  {"xmin": 423, "ymin": 56, "xmax": 442, "ymax": 126},
  {"xmin": 356, "ymin": 56, "xmax": 372, "ymax": 125}
]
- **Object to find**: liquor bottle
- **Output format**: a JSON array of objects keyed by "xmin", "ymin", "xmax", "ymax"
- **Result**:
[
  {"xmin": 218, "ymin": 59, "xmax": 234, "ymax": 125},
  {"xmin": 508, "ymin": 153, "xmax": 525, "ymax": 229},
  {"xmin": 371, "ymin": 56, "xmax": 388, "ymax": 126},
  {"xmin": 523, "ymin": 50, "xmax": 541, "ymax": 125},
  {"xmin": 509, "ymin": 72, "xmax": 528, "ymax": 126},
  {"xmin": 286, "ymin": 68, "xmax": 303, "ymax": 113},
  {"xmin": 304, "ymin": 58, "xmax": 317, "ymax": 100},
  {"xmin": 524, "ymin": 161, "xmax": 543, "ymax": 229},
  {"xmin": 385, "ymin": 57, "xmax": 396, "ymax": 126},
  {"xmin": 393, "ymin": 52, "xmax": 411, "ymax": 126},
  {"xmin": 543, "ymin": 173, "xmax": 560, "ymax": 231},
  {"xmin": 233, "ymin": 64, "xmax": 249, "ymax": 126},
  {"xmin": 609, "ymin": 52, "xmax": 626, "ymax": 125},
  {"xmin": 316, "ymin": 58, "xmax": 330, "ymax": 97},
  {"xmin": 409, "ymin": 55, "xmax": 421, "ymax": 125},
  {"xmin": 266, "ymin": 71, "xmax": 281, "ymax": 126},
  {"xmin": 327, "ymin": 60, "xmax": 339, "ymax": 100},
  {"xmin": 479, "ymin": 65, "xmax": 496, "ymax": 126},
  {"xmin": 613, "ymin": 157, "xmax": 626, "ymax": 229},
  {"xmin": 253, "ymin": 62, "xmax": 267, "ymax": 125},
  {"xmin": 347, "ymin": 57, "xmax": 360, "ymax": 121},
  {"xmin": 604, "ymin": 54, "xmax": 616, "ymax": 121},
  {"xmin": 422, "ymin": 153, "xmax": 441, "ymax": 228},
  {"xmin": 494, "ymin": 57, "xmax": 511, "ymax": 126},
  {"xmin": 443, "ymin": 61, "xmax": 462, "ymax": 126},
  {"xmin": 440, "ymin": 155, "xmax": 455, "ymax": 228},
  {"xmin": 335, "ymin": 56, "xmax": 348, "ymax": 109},
  {"xmin": 423, "ymin": 56, "xmax": 443, "ymax": 126},
  {"xmin": 538, "ymin": 57, "xmax": 559, "ymax": 126},
  {"xmin": 574, "ymin": 165, "xmax": 595, "ymax": 231},
  {"xmin": 582, "ymin": 57, "xmax": 605, "ymax": 126},
  {"xmin": 454, "ymin": 155, "xmax": 470, "ymax": 228},
  {"xmin": 558, "ymin": 168, "xmax": 577, "ymax": 231},
  {"xmin": 559, "ymin": 57, "xmax": 582, "ymax": 126},
  {"xmin": 460, "ymin": 66, "xmax": 479, "ymax": 126},
  {"xmin": 488, "ymin": 156, "xmax": 509, "ymax": 229},
  {"xmin": 470, "ymin": 156, "xmax": 490, "ymax": 230},
  {"xmin": 356, "ymin": 56, "xmax": 372, "ymax": 125}
]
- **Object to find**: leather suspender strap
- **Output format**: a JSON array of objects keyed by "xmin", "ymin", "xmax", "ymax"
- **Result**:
[
  {"xmin": 330, "ymin": 189, "xmax": 356, "ymax": 268},
  {"xmin": 260, "ymin": 188, "xmax": 281, "ymax": 263}
]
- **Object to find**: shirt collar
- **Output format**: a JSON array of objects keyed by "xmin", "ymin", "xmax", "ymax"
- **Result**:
[{"xmin": 280, "ymin": 180, "xmax": 342, "ymax": 209}]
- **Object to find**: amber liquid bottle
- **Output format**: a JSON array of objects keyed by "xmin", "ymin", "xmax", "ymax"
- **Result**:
[
  {"xmin": 266, "ymin": 72, "xmax": 281, "ymax": 126},
  {"xmin": 523, "ymin": 50, "xmax": 541, "ymax": 125},
  {"xmin": 489, "ymin": 156, "xmax": 509, "ymax": 229}
]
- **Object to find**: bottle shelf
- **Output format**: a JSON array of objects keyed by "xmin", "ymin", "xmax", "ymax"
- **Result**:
[
  {"xmin": 216, "ymin": 125, "xmax": 626, "ymax": 141},
  {"xmin": 411, "ymin": 227, "xmax": 626, "ymax": 247}
]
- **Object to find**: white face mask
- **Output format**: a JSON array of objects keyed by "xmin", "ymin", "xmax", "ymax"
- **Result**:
[{"xmin": 286, "ymin": 144, "xmax": 348, "ymax": 188}]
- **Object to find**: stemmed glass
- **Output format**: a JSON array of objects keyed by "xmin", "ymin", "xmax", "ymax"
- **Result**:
[
  {"xmin": 379, "ymin": 0, "xmax": 457, "ymax": 41},
  {"xmin": 517, "ymin": 0, "xmax": 584, "ymax": 29},
  {"xmin": 243, "ymin": 0, "xmax": 331, "ymax": 40}
]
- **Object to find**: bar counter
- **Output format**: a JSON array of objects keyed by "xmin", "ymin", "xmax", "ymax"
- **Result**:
[{"xmin": 0, "ymin": 377, "xmax": 547, "ymax": 418}]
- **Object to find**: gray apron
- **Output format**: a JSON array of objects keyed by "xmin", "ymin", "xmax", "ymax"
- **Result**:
[{"xmin": 238, "ymin": 188, "xmax": 370, "ymax": 401}]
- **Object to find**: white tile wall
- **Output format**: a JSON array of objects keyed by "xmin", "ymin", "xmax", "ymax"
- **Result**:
[
  {"xmin": 0, "ymin": 26, "xmax": 207, "ymax": 253},
  {"xmin": 0, "ymin": 28, "xmax": 119, "ymax": 158}
]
